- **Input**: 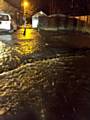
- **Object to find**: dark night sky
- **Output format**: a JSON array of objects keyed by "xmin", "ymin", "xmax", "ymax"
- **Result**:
[{"xmin": 5, "ymin": 0, "xmax": 90, "ymax": 15}]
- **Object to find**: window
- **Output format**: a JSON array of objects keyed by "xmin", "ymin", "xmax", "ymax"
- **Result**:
[{"xmin": 0, "ymin": 15, "xmax": 9, "ymax": 21}]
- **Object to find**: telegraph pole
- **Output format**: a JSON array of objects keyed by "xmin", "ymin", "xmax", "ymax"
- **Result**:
[{"xmin": 50, "ymin": 0, "xmax": 54, "ymax": 14}]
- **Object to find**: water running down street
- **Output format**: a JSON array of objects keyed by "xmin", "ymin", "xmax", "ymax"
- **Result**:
[{"xmin": 0, "ymin": 28, "xmax": 90, "ymax": 120}]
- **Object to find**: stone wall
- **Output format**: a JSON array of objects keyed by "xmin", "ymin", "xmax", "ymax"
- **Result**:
[{"xmin": 0, "ymin": 0, "xmax": 17, "ymax": 16}]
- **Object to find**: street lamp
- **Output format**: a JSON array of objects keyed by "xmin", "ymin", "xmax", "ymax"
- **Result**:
[
  {"xmin": 23, "ymin": 1, "xmax": 29, "ymax": 9},
  {"xmin": 21, "ymin": 0, "xmax": 29, "ymax": 15}
]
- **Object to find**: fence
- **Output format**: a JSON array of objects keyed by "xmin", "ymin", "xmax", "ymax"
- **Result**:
[{"xmin": 38, "ymin": 15, "xmax": 90, "ymax": 33}]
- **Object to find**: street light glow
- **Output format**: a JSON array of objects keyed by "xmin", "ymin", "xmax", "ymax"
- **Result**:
[
  {"xmin": 21, "ymin": 0, "xmax": 29, "ymax": 15},
  {"xmin": 23, "ymin": 1, "xmax": 29, "ymax": 8}
]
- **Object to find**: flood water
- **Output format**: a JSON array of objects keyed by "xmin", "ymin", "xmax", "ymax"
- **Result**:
[
  {"xmin": 0, "ymin": 29, "xmax": 90, "ymax": 120},
  {"xmin": 0, "ymin": 49, "xmax": 90, "ymax": 120}
]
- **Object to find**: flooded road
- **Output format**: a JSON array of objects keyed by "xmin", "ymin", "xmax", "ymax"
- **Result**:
[
  {"xmin": 0, "ymin": 29, "xmax": 90, "ymax": 120},
  {"xmin": 0, "ymin": 29, "xmax": 44, "ymax": 73}
]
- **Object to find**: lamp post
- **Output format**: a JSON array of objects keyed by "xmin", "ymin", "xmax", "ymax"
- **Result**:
[
  {"xmin": 21, "ymin": 0, "xmax": 29, "ymax": 16},
  {"xmin": 21, "ymin": 0, "xmax": 29, "ymax": 35},
  {"xmin": 23, "ymin": 0, "xmax": 29, "ymax": 15}
]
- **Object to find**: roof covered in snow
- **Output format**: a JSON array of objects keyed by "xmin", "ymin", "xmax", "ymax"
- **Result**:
[
  {"xmin": 49, "ymin": 14, "xmax": 66, "ymax": 17},
  {"xmin": 32, "ymin": 11, "xmax": 47, "ymax": 18}
]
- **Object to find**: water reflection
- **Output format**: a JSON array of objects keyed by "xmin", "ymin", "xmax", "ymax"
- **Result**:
[
  {"xmin": 17, "ymin": 28, "xmax": 37, "ymax": 40},
  {"xmin": 16, "ymin": 28, "xmax": 41, "ymax": 55},
  {"xmin": 15, "ymin": 39, "xmax": 39, "ymax": 55},
  {"xmin": 0, "ymin": 29, "xmax": 43, "ymax": 73}
]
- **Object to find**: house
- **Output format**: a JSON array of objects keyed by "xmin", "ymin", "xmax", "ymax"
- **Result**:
[{"xmin": 32, "ymin": 11, "xmax": 47, "ymax": 28}]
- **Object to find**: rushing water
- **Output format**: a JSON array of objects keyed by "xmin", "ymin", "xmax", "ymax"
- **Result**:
[
  {"xmin": 0, "ymin": 49, "xmax": 90, "ymax": 120},
  {"xmin": 0, "ymin": 29, "xmax": 90, "ymax": 120}
]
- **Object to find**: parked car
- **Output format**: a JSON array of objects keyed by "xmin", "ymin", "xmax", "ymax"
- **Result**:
[{"xmin": 0, "ymin": 12, "xmax": 17, "ymax": 33}]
